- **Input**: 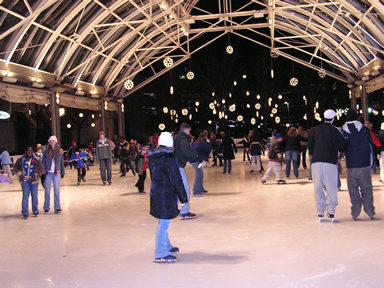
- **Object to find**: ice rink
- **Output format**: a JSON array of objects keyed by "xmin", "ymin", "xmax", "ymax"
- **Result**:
[{"xmin": 1, "ymin": 154, "xmax": 383, "ymax": 288}]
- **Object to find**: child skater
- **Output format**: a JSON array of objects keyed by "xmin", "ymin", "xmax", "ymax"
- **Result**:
[
  {"xmin": 148, "ymin": 132, "xmax": 188, "ymax": 263},
  {"xmin": 135, "ymin": 142, "xmax": 149, "ymax": 194},
  {"xmin": 261, "ymin": 133, "xmax": 286, "ymax": 185},
  {"xmin": 68, "ymin": 149, "xmax": 90, "ymax": 185}
]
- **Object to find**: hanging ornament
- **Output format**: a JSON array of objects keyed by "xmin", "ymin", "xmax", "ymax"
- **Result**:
[
  {"xmin": 318, "ymin": 68, "xmax": 326, "ymax": 79},
  {"xmin": 290, "ymin": 77, "xmax": 298, "ymax": 86},
  {"xmin": 226, "ymin": 45, "xmax": 234, "ymax": 54},
  {"xmin": 272, "ymin": 108, "xmax": 278, "ymax": 114},
  {"xmin": 187, "ymin": 71, "xmax": 194, "ymax": 80},
  {"xmin": 255, "ymin": 103, "xmax": 261, "ymax": 110},
  {"xmin": 124, "ymin": 79, "xmax": 134, "ymax": 90},
  {"xmin": 163, "ymin": 57, "xmax": 173, "ymax": 68},
  {"xmin": 158, "ymin": 123, "xmax": 166, "ymax": 130},
  {"xmin": 170, "ymin": 85, "xmax": 174, "ymax": 94},
  {"xmin": 270, "ymin": 50, "xmax": 279, "ymax": 58},
  {"xmin": 208, "ymin": 120, "xmax": 212, "ymax": 124},
  {"xmin": 237, "ymin": 115, "xmax": 243, "ymax": 121},
  {"xmin": 275, "ymin": 116, "xmax": 280, "ymax": 123},
  {"xmin": 163, "ymin": 107, "xmax": 169, "ymax": 114},
  {"xmin": 246, "ymin": 104, "xmax": 250, "ymax": 108},
  {"xmin": 182, "ymin": 108, "xmax": 188, "ymax": 116},
  {"xmin": 271, "ymin": 69, "xmax": 274, "ymax": 79},
  {"xmin": 251, "ymin": 118, "xmax": 256, "ymax": 125},
  {"xmin": 209, "ymin": 102, "xmax": 215, "ymax": 109},
  {"xmin": 229, "ymin": 104, "xmax": 236, "ymax": 112},
  {"xmin": 195, "ymin": 101, "xmax": 200, "ymax": 107}
]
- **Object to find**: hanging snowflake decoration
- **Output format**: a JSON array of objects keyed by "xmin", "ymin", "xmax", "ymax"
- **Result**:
[
  {"xmin": 124, "ymin": 79, "xmax": 134, "ymax": 90},
  {"xmin": 272, "ymin": 108, "xmax": 278, "ymax": 114},
  {"xmin": 186, "ymin": 71, "xmax": 194, "ymax": 80},
  {"xmin": 226, "ymin": 45, "xmax": 234, "ymax": 54},
  {"xmin": 237, "ymin": 115, "xmax": 243, "ymax": 121},
  {"xmin": 289, "ymin": 77, "xmax": 299, "ymax": 86},
  {"xmin": 170, "ymin": 85, "xmax": 174, "ymax": 95},
  {"xmin": 318, "ymin": 68, "xmax": 326, "ymax": 79},
  {"xmin": 158, "ymin": 123, "xmax": 166, "ymax": 131},
  {"xmin": 163, "ymin": 107, "xmax": 169, "ymax": 114},
  {"xmin": 255, "ymin": 103, "xmax": 261, "ymax": 110},
  {"xmin": 251, "ymin": 118, "xmax": 256, "ymax": 125},
  {"xmin": 182, "ymin": 108, "xmax": 188, "ymax": 116},
  {"xmin": 163, "ymin": 57, "xmax": 174, "ymax": 68},
  {"xmin": 270, "ymin": 50, "xmax": 279, "ymax": 58},
  {"xmin": 275, "ymin": 116, "xmax": 281, "ymax": 123}
]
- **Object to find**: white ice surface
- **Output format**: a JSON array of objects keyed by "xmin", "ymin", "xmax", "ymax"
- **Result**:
[{"xmin": 0, "ymin": 153, "xmax": 383, "ymax": 288}]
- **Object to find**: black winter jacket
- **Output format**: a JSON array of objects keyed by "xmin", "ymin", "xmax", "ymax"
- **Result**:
[
  {"xmin": 148, "ymin": 147, "xmax": 188, "ymax": 219},
  {"xmin": 174, "ymin": 131, "xmax": 198, "ymax": 167},
  {"xmin": 308, "ymin": 122, "xmax": 347, "ymax": 165},
  {"xmin": 220, "ymin": 136, "xmax": 237, "ymax": 160},
  {"xmin": 283, "ymin": 135, "xmax": 301, "ymax": 152}
]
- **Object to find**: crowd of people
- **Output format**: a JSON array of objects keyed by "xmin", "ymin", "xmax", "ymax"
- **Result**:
[{"xmin": 1, "ymin": 108, "xmax": 384, "ymax": 263}]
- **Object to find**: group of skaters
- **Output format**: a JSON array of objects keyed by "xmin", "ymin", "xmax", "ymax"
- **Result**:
[{"xmin": 1, "ymin": 108, "xmax": 384, "ymax": 263}]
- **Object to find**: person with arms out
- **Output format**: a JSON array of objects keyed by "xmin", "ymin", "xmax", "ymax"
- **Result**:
[
  {"xmin": 68, "ymin": 149, "xmax": 90, "ymax": 185},
  {"xmin": 14, "ymin": 146, "xmax": 44, "ymax": 219},
  {"xmin": 95, "ymin": 131, "xmax": 112, "ymax": 185},
  {"xmin": 149, "ymin": 132, "xmax": 188, "ymax": 263},
  {"xmin": 308, "ymin": 109, "xmax": 347, "ymax": 223},
  {"xmin": 173, "ymin": 122, "xmax": 199, "ymax": 220},
  {"xmin": 342, "ymin": 110, "xmax": 375, "ymax": 220},
  {"xmin": 261, "ymin": 133, "xmax": 285, "ymax": 184},
  {"xmin": 43, "ymin": 136, "xmax": 65, "ymax": 214}
]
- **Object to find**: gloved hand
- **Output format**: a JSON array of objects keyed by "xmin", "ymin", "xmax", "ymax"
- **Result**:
[
  {"xmin": 19, "ymin": 175, "xmax": 24, "ymax": 182},
  {"xmin": 61, "ymin": 174, "xmax": 64, "ymax": 179}
]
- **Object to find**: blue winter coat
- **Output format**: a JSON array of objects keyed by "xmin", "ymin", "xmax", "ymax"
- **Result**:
[
  {"xmin": 148, "ymin": 147, "xmax": 188, "ymax": 219},
  {"xmin": 342, "ymin": 121, "xmax": 374, "ymax": 169},
  {"xmin": 192, "ymin": 141, "xmax": 211, "ymax": 162}
]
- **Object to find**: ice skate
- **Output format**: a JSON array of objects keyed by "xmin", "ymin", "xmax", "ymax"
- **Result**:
[
  {"xmin": 154, "ymin": 254, "xmax": 176, "ymax": 263},
  {"xmin": 327, "ymin": 213, "xmax": 335, "ymax": 223},
  {"xmin": 318, "ymin": 215, "xmax": 324, "ymax": 222}
]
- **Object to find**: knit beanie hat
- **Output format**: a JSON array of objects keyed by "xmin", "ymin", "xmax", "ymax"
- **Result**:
[
  {"xmin": 48, "ymin": 135, "xmax": 58, "ymax": 143},
  {"xmin": 346, "ymin": 109, "xmax": 358, "ymax": 122},
  {"xmin": 158, "ymin": 132, "xmax": 173, "ymax": 148}
]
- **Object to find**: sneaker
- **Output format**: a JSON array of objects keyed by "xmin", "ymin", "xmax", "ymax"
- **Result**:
[
  {"xmin": 277, "ymin": 180, "xmax": 286, "ymax": 184},
  {"xmin": 169, "ymin": 247, "xmax": 179, "ymax": 253},
  {"xmin": 261, "ymin": 179, "xmax": 266, "ymax": 184},
  {"xmin": 180, "ymin": 212, "xmax": 197, "ymax": 220},
  {"xmin": 154, "ymin": 255, "xmax": 176, "ymax": 263},
  {"xmin": 327, "ymin": 213, "xmax": 335, "ymax": 223},
  {"xmin": 55, "ymin": 209, "xmax": 62, "ymax": 214}
]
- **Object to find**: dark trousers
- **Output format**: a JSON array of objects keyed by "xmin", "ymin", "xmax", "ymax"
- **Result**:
[
  {"xmin": 223, "ymin": 159, "xmax": 232, "ymax": 173},
  {"xmin": 99, "ymin": 159, "xmax": 111, "ymax": 182},
  {"xmin": 213, "ymin": 152, "xmax": 223, "ymax": 166},
  {"xmin": 243, "ymin": 149, "xmax": 250, "ymax": 161},
  {"xmin": 301, "ymin": 145, "xmax": 307, "ymax": 168},
  {"xmin": 135, "ymin": 171, "xmax": 146, "ymax": 192},
  {"xmin": 77, "ymin": 167, "xmax": 86, "ymax": 182},
  {"xmin": 121, "ymin": 158, "xmax": 135, "ymax": 175}
]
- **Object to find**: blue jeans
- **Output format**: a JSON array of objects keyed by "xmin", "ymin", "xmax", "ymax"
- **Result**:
[
  {"xmin": 192, "ymin": 162, "xmax": 203, "ymax": 195},
  {"xmin": 44, "ymin": 172, "xmax": 61, "ymax": 212},
  {"xmin": 155, "ymin": 219, "xmax": 172, "ymax": 258},
  {"xmin": 223, "ymin": 159, "xmax": 232, "ymax": 173},
  {"xmin": 285, "ymin": 150, "xmax": 299, "ymax": 178},
  {"xmin": 179, "ymin": 167, "xmax": 190, "ymax": 215},
  {"xmin": 21, "ymin": 179, "xmax": 39, "ymax": 216}
]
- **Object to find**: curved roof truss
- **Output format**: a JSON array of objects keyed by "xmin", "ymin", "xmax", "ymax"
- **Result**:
[{"xmin": 0, "ymin": 0, "xmax": 383, "ymax": 100}]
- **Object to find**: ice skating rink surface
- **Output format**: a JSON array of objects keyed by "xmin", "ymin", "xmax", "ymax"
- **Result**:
[{"xmin": 1, "ymin": 153, "xmax": 383, "ymax": 288}]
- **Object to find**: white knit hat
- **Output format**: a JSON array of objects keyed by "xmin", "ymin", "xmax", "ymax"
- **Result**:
[
  {"xmin": 158, "ymin": 132, "xmax": 173, "ymax": 147},
  {"xmin": 48, "ymin": 135, "xmax": 58, "ymax": 143},
  {"xmin": 323, "ymin": 109, "xmax": 337, "ymax": 120}
]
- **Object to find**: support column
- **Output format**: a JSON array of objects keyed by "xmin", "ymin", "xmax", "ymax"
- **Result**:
[
  {"xmin": 350, "ymin": 89, "xmax": 357, "ymax": 110},
  {"xmin": 50, "ymin": 92, "xmax": 61, "ymax": 143},
  {"xmin": 117, "ymin": 103, "xmax": 125, "ymax": 137},
  {"xmin": 100, "ymin": 100, "xmax": 106, "ymax": 134},
  {"xmin": 361, "ymin": 84, "xmax": 368, "ymax": 123}
]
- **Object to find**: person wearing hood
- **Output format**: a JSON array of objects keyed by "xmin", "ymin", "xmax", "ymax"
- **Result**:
[
  {"xmin": 148, "ymin": 132, "xmax": 188, "ymax": 263},
  {"xmin": 14, "ymin": 146, "xmax": 44, "ymax": 218},
  {"xmin": 308, "ymin": 109, "xmax": 348, "ymax": 222},
  {"xmin": 341, "ymin": 109, "xmax": 375, "ymax": 220}
]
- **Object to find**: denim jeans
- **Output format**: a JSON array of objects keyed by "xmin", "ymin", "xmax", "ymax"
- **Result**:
[
  {"xmin": 21, "ymin": 179, "xmax": 39, "ymax": 216},
  {"xmin": 44, "ymin": 172, "xmax": 61, "ymax": 212},
  {"xmin": 155, "ymin": 219, "xmax": 172, "ymax": 258},
  {"xmin": 347, "ymin": 166, "xmax": 375, "ymax": 218},
  {"xmin": 301, "ymin": 145, "xmax": 307, "ymax": 168},
  {"xmin": 311, "ymin": 162, "xmax": 338, "ymax": 215},
  {"xmin": 99, "ymin": 159, "xmax": 111, "ymax": 181},
  {"xmin": 192, "ymin": 162, "xmax": 203, "ymax": 194},
  {"xmin": 285, "ymin": 150, "xmax": 299, "ymax": 178},
  {"xmin": 223, "ymin": 159, "xmax": 232, "ymax": 173},
  {"xmin": 179, "ymin": 167, "xmax": 190, "ymax": 215}
]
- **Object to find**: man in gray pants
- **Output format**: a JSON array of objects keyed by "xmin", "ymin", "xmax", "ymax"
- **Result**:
[
  {"xmin": 308, "ymin": 109, "xmax": 347, "ymax": 222},
  {"xmin": 96, "ymin": 131, "xmax": 112, "ymax": 185},
  {"xmin": 342, "ymin": 109, "xmax": 375, "ymax": 220}
]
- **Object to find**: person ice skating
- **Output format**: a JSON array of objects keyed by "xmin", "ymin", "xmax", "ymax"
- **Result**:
[
  {"xmin": 135, "ymin": 142, "xmax": 149, "ymax": 194},
  {"xmin": 261, "ymin": 133, "xmax": 285, "ymax": 184},
  {"xmin": 42, "ymin": 136, "xmax": 65, "ymax": 214},
  {"xmin": 249, "ymin": 133, "xmax": 264, "ymax": 173},
  {"xmin": 95, "ymin": 131, "xmax": 112, "ymax": 185},
  {"xmin": 68, "ymin": 149, "xmax": 90, "ymax": 185},
  {"xmin": 308, "ymin": 109, "xmax": 347, "ymax": 223},
  {"xmin": 0, "ymin": 147, "xmax": 12, "ymax": 181},
  {"xmin": 283, "ymin": 127, "xmax": 301, "ymax": 178},
  {"xmin": 191, "ymin": 131, "xmax": 211, "ymax": 196},
  {"xmin": 379, "ymin": 123, "xmax": 384, "ymax": 183},
  {"xmin": 341, "ymin": 109, "xmax": 375, "ymax": 220},
  {"xmin": 148, "ymin": 132, "xmax": 188, "ymax": 263},
  {"xmin": 174, "ymin": 122, "xmax": 199, "ymax": 220},
  {"xmin": 220, "ymin": 131, "xmax": 237, "ymax": 174},
  {"xmin": 13, "ymin": 146, "xmax": 44, "ymax": 219}
]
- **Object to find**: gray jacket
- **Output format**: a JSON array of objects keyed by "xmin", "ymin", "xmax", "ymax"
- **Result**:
[{"xmin": 95, "ymin": 139, "xmax": 112, "ymax": 161}]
